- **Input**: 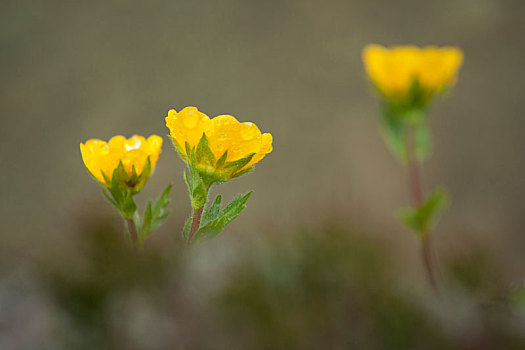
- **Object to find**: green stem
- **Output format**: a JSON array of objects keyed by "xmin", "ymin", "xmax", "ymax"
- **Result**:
[
  {"xmin": 187, "ymin": 184, "xmax": 212, "ymax": 244},
  {"xmin": 406, "ymin": 125, "xmax": 439, "ymax": 294}
]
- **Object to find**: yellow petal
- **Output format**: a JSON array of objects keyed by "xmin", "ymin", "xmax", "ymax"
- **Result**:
[
  {"xmin": 246, "ymin": 132, "xmax": 273, "ymax": 168},
  {"xmin": 165, "ymin": 106, "xmax": 212, "ymax": 153},
  {"xmin": 121, "ymin": 149, "xmax": 148, "ymax": 176},
  {"xmin": 208, "ymin": 115, "xmax": 262, "ymax": 162},
  {"xmin": 81, "ymin": 135, "xmax": 162, "ymax": 186},
  {"xmin": 418, "ymin": 47, "xmax": 463, "ymax": 92},
  {"xmin": 145, "ymin": 135, "xmax": 163, "ymax": 167},
  {"xmin": 108, "ymin": 135, "xmax": 126, "ymax": 150},
  {"xmin": 125, "ymin": 135, "xmax": 146, "ymax": 151}
]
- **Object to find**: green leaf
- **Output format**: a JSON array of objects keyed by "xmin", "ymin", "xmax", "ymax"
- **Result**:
[
  {"xmin": 135, "ymin": 185, "xmax": 172, "ymax": 246},
  {"xmin": 380, "ymin": 111, "xmax": 407, "ymax": 162},
  {"xmin": 399, "ymin": 188, "xmax": 450, "ymax": 237},
  {"xmin": 196, "ymin": 133, "xmax": 215, "ymax": 166},
  {"xmin": 191, "ymin": 216, "xmax": 227, "ymax": 244},
  {"xmin": 139, "ymin": 200, "xmax": 153, "ymax": 244},
  {"xmin": 202, "ymin": 195, "xmax": 222, "ymax": 226},
  {"xmin": 220, "ymin": 191, "xmax": 252, "ymax": 226},
  {"xmin": 150, "ymin": 184, "xmax": 172, "ymax": 232},
  {"xmin": 182, "ymin": 216, "xmax": 192, "ymax": 241},
  {"xmin": 191, "ymin": 179, "xmax": 208, "ymax": 209},
  {"xmin": 191, "ymin": 191, "xmax": 252, "ymax": 244}
]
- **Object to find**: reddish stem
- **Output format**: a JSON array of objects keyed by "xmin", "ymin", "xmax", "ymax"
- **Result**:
[
  {"xmin": 188, "ymin": 206, "xmax": 204, "ymax": 244},
  {"xmin": 406, "ymin": 126, "xmax": 439, "ymax": 294}
]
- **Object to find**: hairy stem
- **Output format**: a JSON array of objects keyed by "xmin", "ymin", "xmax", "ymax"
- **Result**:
[
  {"xmin": 188, "ymin": 206, "xmax": 204, "ymax": 244},
  {"xmin": 406, "ymin": 125, "xmax": 439, "ymax": 294}
]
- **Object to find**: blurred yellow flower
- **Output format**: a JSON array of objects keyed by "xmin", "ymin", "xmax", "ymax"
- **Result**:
[
  {"xmin": 362, "ymin": 44, "xmax": 463, "ymax": 103},
  {"xmin": 165, "ymin": 106, "xmax": 272, "ymax": 181},
  {"xmin": 80, "ymin": 135, "xmax": 163, "ymax": 187}
]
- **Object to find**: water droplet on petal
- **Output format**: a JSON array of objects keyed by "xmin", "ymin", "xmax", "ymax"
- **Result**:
[{"xmin": 241, "ymin": 123, "xmax": 256, "ymax": 141}]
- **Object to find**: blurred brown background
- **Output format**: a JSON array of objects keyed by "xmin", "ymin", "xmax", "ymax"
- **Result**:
[{"xmin": 1, "ymin": 0, "xmax": 525, "ymax": 274}]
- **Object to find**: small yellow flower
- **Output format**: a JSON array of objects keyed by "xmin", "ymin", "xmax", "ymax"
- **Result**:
[
  {"xmin": 362, "ymin": 44, "xmax": 463, "ymax": 104},
  {"xmin": 165, "ymin": 107, "xmax": 272, "ymax": 182},
  {"xmin": 80, "ymin": 135, "xmax": 163, "ymax": 187}
]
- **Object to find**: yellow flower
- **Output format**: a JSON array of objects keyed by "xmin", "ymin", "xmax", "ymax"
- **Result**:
[
  {"xmin": 80, "ymin": 135, "xmax": 163, "ymax": 188},
  {"xmin": 165, "ymin": 107, "xmax": 273, "ymax": 182},
  {"xmin": 362, "ymin": 44, "xmax": 463, "ymax": 104}
]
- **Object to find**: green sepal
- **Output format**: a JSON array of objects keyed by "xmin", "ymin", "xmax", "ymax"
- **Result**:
[
  {"xmin": 216, "ymin": 150, "xmax": 228, "ymax": 168},
  {"xmin": 399, "ymin": 188, "xmax": 450, "ymax": 238},
  {"xmin": 196, "ymin": 133, "xmax": 216, "ymax": 167},
  {"xmin": 224, "ymin": 153, "xmax": 255, "ymax": 172},
  {"xmin": 191, "ymin": 179, "xmax": 208, "ymax": 209},
  {"xmin": 190, "ymin": 191, "xmax": 252, "ymax": 244},
  {"xmin": 214, "ymin": 153, "xmax": 256, "ymax": 179},
  {"xmin": 169, "ymin": 136, "xmax": 188, "ymax": 162},
  {"xmin": 231, "ymin": 166, "xmax": 255, "ymax": 178},
  {"xmin": 183, "ymin": 141, "xmax": 210, "ymax": 208},
  {"xmin": 102, "ymin": 164, "xmax": 137, "ymax": 219}
]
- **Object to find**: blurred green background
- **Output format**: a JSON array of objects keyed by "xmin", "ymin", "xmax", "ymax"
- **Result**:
[{"xmin": 1, "ymin": 0, "xmax": 524, "ymax": 348}]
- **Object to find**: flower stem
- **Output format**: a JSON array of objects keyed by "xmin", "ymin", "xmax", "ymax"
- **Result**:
[
  {"xmin": 188, "ymin": 206, "xmax": 204, "ymax": 244},
  {"xmin": 126, "ymin": 218, "xmax": 139, "ymax": 251},
  {"xmin": 406, "ymin": 125, "xmax": 439, "ymax": 294}
]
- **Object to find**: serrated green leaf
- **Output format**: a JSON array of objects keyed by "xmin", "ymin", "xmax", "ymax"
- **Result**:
[
  {"xmin": 134, "ymin": 185, "xmax": 172, "ymax": 246},
  {"xmin": 220, "ymin": 191, "xmax": 252, "ymax": 225},
  {"xmin": 196, "ymin": 133, "xmax": 215, "ymax": 166},
  {"xmin": 190, "ymin": 191, "xmax": 252, "ymax": 244},
  {"xmin": 192, "ymin": 216, "xmax": 227, "ymax": 244},
  {"xmin": 191, "ymin": 179, "xmax": 208, "ymax": 209},
  {"xmin": 202, "ymin": 195, "xmax": 222, "ymax": 226},
  {"xmin": 182, "ymin": 216, "xmax": 192, "ymax": 241},
  {"xmin": 150, "ymin": 185, "xmax": 172, "ymax": 232},
  {"xmin": 399, "ymin": 188, "xmax": 450, "ymax": 237}
]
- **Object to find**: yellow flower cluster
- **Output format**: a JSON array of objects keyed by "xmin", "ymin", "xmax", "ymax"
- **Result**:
[
  {"xmin": 80, "ymin": 135, "xmax": 163, "ymax": 185},
  {"xmin": 165, "ymin": 106, "xmax": 272, "ymax": 175},
  {"xmin": 362, "ymin": 45, "xmax": 463, "ymax": 102}
]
